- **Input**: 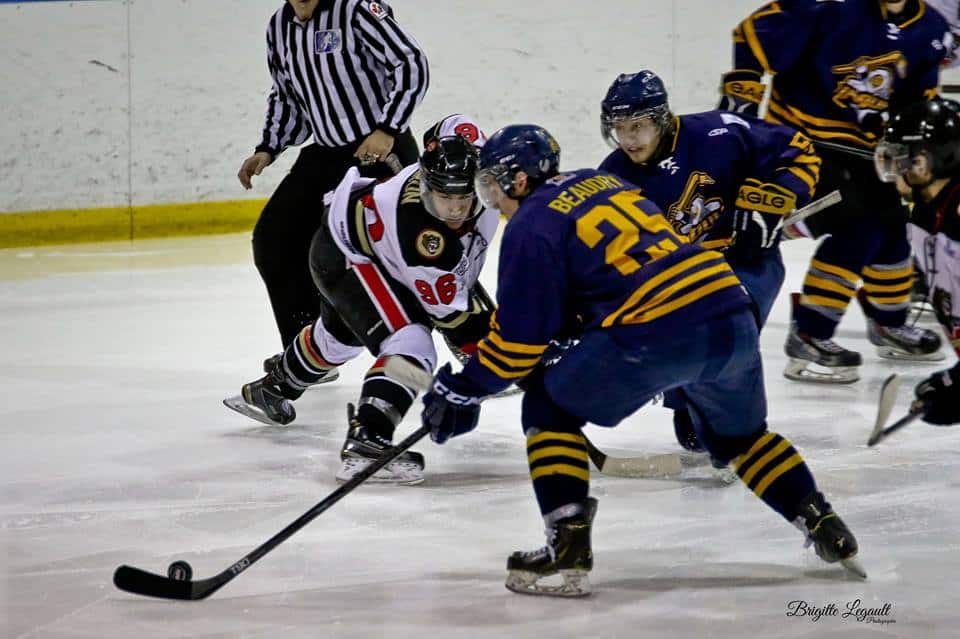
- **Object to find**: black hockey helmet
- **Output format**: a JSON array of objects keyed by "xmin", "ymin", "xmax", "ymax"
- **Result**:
[
  {"xmin": 876, "ymin": 97, "xmax": 960, "ymax": 183},
  {"xmin": 419, "ymin": 135, "xmax": 482, "ymax": 226}
]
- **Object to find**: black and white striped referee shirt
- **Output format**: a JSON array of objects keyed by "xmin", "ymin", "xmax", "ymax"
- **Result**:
[{"xmin": 256, "ymin": 0, "xmax": 429, "ymax": 156}]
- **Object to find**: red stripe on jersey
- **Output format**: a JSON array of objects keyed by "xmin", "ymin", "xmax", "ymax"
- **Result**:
[{"xmin": 352, "ymin": 261, "xmax": 410, "ymax": 332}]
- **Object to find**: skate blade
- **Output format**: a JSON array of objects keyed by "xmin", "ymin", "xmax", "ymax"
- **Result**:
[
  {"xmin": 783, "ymin": 359, "xmax": 858, "ymax": 384},
  {"xmin": 505, "ymin": 569, "xmax": 591, "ymax": 597},
  {"xmin": 335, "ymin": 457, "xmax": 424, "ymax": 485},
  {"xmin": 875, "ymin": 347, "xmax": 946, "ymax": 362},
  {"xmin": 222, "ymin": 396, "xmax": 290, "ymax": 426},
  {"xmin": 840, "ymin": 557, "xmax": 867, "ymax": 580}
]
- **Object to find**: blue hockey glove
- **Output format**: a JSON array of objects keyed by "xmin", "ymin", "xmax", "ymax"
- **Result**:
[
  {"xmin": 915, "ymin": 364, "xmax": 960, "ymax": 426},
  {"xmin": 422, "ymin": 363, "xmax": 485, "ymax": 444}
]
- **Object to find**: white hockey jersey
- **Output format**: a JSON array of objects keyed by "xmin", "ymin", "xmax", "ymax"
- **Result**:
[
  {"xmin": 326, "ymin": 163, "xmax": 498, "ymax": 322},
  {"xmin": 908, "ymin": 177, "xmax": 960, "ymax": 357}
]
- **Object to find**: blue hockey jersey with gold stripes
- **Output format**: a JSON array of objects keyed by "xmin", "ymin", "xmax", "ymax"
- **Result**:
[
  {"xmin": 461, "ymin": 169, "xmax": 752, "ymax": 395},
  {"xmin": 599, "ymin": 111, "xmax": 820, "ymax": 251},
  {"xmin": 723, "ymin": 0, "xmax": 951, "ymax": 148}
]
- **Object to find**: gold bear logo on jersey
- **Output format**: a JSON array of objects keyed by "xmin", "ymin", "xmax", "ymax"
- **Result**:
[{"xmin": 416, "ymin": 229, "xmax": 445, "ymax": 259}]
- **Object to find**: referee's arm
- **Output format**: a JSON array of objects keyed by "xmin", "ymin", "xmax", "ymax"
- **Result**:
[
  {"xmin": 257, "ymin": 22, "xmax": 312, "ymax": 159},
  {"xmin": 353, "ymin": 5, "xmax": 430, "ymax": 137}
]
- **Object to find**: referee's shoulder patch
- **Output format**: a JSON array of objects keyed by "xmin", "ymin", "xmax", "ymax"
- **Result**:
[{"xmin": 365, "ymin": 2, "xmax": 389, "ymax": 20}]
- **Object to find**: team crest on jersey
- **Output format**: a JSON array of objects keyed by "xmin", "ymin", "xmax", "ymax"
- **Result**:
[
  {"xmin": 366, "ymin": 2, "xmax": 389, "ymax": 20},
  {"xmin": 315, "ymin": 29, "xmax": 342, "ymax": 54},
  {"xmin": 831, "ymin": 53, "xmax": 906, "ymax": 117},
  {"xmin": 416, "ymin": 229, "xmax": 445, "ymax": 259}
]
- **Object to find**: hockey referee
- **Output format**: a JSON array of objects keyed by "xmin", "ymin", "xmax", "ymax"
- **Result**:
[{"xmin": 238, "ymin": 0, "xmax": 428, "ymax": 349}]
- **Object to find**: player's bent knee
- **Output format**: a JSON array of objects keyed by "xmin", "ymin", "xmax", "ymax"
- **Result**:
[{"xmin": 699, "ymin": 422, "xmax": 768, "ymax": 464}]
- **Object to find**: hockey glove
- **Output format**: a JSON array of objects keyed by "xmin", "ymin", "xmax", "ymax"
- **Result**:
[
  {"xmin": 914, "ymin": 364, "xmax": 960, "ymax": 426},
  {"xmin": 718, "ymin": 70, "xmax": 763, "ymax": 116},
  {"xmin": 727, "ymin": 179, "xmax": 794, "ymax": 262},
  {"xmin": 727, "ymin": 209, "xmax": 784, "ymax": 261},
  {"xmin": 422, "ymin": 363, "xmax": 485, "ymax": 444}
]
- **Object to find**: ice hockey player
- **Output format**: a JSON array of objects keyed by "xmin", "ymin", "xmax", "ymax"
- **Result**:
[
  {"xmin": 721, "ymin": 0, "xmax": 950, "ymax": 382},
  {"xmin": 598, "ymin": 69, "xmax": 820, "ymax": 454},
  {"xmin": 876, "ymin": 97, "xmax": 960, "ymax": 425},
  {"xmin": 419, "ymin": 124, "xmax": 863, "ymax": 596},
  {"xmin": 226, "ymin": 117, "xmax": 497, "ymax": 484}
]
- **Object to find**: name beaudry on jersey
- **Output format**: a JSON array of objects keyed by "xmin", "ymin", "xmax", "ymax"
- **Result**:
[
  {"xmin": 600, "ymin": 111, "xmax": 820, "ymax": 249},
  {"xmin": 725, "ymin": 0, "xmax": 952, "ymax": 148},
  {"xmin": 461, "ymin": 169, "xmax": 752, "ymax": 395}
]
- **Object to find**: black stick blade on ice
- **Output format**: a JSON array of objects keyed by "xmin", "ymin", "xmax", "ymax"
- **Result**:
[{"xmin": 113, "ymin": 565, "xmax": 215, "ymax": 601}]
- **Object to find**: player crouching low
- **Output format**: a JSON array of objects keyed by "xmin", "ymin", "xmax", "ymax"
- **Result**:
[{"xmin": 226, "ymin": 121, "xmax": 498, "ymax": 485}]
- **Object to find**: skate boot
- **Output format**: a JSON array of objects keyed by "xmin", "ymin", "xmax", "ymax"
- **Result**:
[
  {"xmin": 794, "ymin": 491, "xmax": 866, "ymax": 579},
  {"xmin": 263, "ymin": 353, "xmax": 339, "ymax": 384},
  {"xmin": 505, "ymin": 498, "xmax": 597, "ymax": 597},
  {"xmin": 335, "ymin": 404, "xmax": 424, "ymax": 485},
  {"xmin": 223, "ymin": 359, "xmax": 297, "ymax": 426},
  {"xmin": 865, "ymin": 320, "xmax": 944, "ymax": 361},
  {"xmin": 784, "ymin": 323, "xmax": 862, "ymax": 383}
]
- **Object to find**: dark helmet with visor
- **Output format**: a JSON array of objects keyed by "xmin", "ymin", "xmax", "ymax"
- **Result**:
[
  {"xmin": 875, "ymin": 97, "xmax": 960, "ymax": 184},
  {"xmin": 419, "ymin": 135, "xmax": 482, "ymax": 225}
]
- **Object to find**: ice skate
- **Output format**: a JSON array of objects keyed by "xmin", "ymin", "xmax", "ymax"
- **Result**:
[
  {"xmin": 794, "ymin": 491, "xmax": 865, "ymax": 579},
  {"xmin": 263, "ymin": 353, "xmax": 339, "ymax": 385},
  {"xmin": 505, "ymin": 498, "xmax": 597, "ymax": 597},
  {"xmin": 865, "ymin": 319, "xmax": 944, "ymax": 361},
  {"xmin": 783, "ymin": 323, "xmax": 862, "ymax": 384},
  {"xmin": 335, "ymin": 404, "xmax": 424, "ymax": 485},
  {"xmin": 223, "ymin": 367, "xmax": 297, "ymax": 426}
]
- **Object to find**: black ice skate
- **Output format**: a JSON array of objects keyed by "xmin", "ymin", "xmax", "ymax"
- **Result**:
[
  {"xmin": 336, "ymin": 404, "xmax": 424, "ymax": 485},
  {"xmin": 784, "ymin": 323, "xmax": 862, "ymax": 384},
  {"xmin": 865, "ymin": 320, "xmax": 944, "ymax": 362},
  {"xmin": 505, "ymin": 498, "xmax": 597, "ymax": 597},
  {"xmin": 223, "ymin": 360, "xmax": 297, "ymax": 426},
  {"xmin": 794, "ymin": 491, "xmax": 866, "ymax": 579},
  {"xmin": 263, "ymin": 353, "xmax": 339, "ymax": 384}
]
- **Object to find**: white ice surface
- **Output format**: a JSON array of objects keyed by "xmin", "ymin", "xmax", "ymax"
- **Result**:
[{"xmin": 1, "ymin": 233, "xmax": 959, "ymax": 639}]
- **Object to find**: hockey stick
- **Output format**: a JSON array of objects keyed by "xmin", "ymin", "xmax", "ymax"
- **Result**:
[
  {"xmin": 782, "ymin": 189, "xmax": 843, "ymax": 227},
  {"xmin": 941, "ymin": 83, "xmax": 960, "ymax": 95},
  {"xmin": 113, "ymin": 422, "xmax": 430, "ymax": 600},
  {"xmin": 868, "ymin": 401, "xmax": 927, "ymax": 446},
  {"xmin": 866, "ymin": 374, "xmax": 902, "ymax": 446},
  {"xmin": 384, "ymin": 357, "xmax": 683, "ymax": 478},
  {"xmin": 813, "ymin": 139, "xmax": 875, "ymax": 161},
  {"xmin": 757, "ymin": 71, "xmax": 775, "ymax": 120}
]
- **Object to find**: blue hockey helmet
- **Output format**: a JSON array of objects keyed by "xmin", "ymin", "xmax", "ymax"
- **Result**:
[
  {"xmin": 600, "ymin": 70, "xmax": 673, "ymax": 150},
  {"xmin": 475, "ymin": 124, "xmax": 560, "ymax": 207}
]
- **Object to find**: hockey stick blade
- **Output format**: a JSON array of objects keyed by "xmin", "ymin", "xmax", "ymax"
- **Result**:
[
  {"xmin": 113, "ymin": 418, "xmax": 430, "ymax": 600},
  {"xmin": 867, "ymin": 402, "xmax": 926, "ymax": 447},
  {"xmin": 584, "ymin": 435, "xmax": 682, "ymax": 478},
  {"xmin": 113, "ymin": 565, "xmax": 223, "ymax": 601},
  {"xmin": 867, "ymin": 374, "xmax": 901, "ymax": 446}
]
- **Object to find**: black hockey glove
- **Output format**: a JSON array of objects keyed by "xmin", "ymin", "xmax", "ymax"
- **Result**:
[
  {"xmin": 914, "ymin": 363, "xmax": 960, "ymax": 426},
  {"xmin": 727, "ymin": 209, "xmax": 784, "ymax": 262},
  {"xmin": 422, "ymin": 363, "xmax": 485, "ymax": 443}
]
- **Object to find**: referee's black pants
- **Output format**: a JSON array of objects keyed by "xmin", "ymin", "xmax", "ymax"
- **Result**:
[{"xmin": 252, "ymin": 131, "xmax": 418, "ymax": 347}]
